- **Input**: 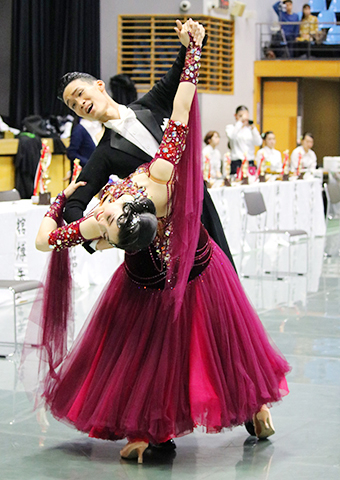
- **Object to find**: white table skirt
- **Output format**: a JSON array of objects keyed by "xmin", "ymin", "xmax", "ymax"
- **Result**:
[
  {"xmin": 0, "ymin": 199, "xmax": 124, "ymax": 287},
  {"xmin": 208, "ymin": 178, "xmax": 326, "ymax": 255},
  {"xmin": 0, "ymin": 178, "xmax": 326, "ymax": 287}
]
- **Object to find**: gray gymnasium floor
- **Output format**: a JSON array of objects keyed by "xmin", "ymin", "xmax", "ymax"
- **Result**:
[{"xmin": 0, "ymin": 222, "xmax": 339, "ymax": 480}]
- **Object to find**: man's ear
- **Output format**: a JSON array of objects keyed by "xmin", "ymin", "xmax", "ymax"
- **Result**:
[{"xmin": 96, "ymin": 79, "xmax": 106, "ymax": 91}]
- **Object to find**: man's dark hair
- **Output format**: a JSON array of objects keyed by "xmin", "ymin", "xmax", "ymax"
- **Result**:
[
  {"xmin": 57, "ymin": 72, "xmax": 98, "ymax": 102},
  {"xmin": 283, "ymin": 0, "xmax": 293, "ymax": 4}
]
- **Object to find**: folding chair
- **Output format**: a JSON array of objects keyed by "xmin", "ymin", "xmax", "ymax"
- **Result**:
[
  {"xmin": 241, "ymin": 191, "xmax": 308, "ymax": 276},
  {"xmin": 0, "ymin": 280, "xmax": 43, "ymax": 357},
  {"xmin": 0, "ymin": 189, "xmax": 21, "ymax": 202}
]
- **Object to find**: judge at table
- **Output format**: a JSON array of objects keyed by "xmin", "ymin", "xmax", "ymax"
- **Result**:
[
  {"xmin": 291, "ymin": 132, "xmax": 317, "ymax": 172},
  {"xmin": 255, "ymin": 131, "xmax": 282, "ymax": 173}
]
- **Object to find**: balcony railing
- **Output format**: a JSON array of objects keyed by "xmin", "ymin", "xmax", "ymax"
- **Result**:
[{"xmin": 257, "ymin": 22, "xmax": 340, "ymax": 60}]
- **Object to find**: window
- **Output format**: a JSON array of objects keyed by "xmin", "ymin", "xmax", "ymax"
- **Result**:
[{"xmin": 118, "ymin": 15, "xmax": 234, "ymax": 94}]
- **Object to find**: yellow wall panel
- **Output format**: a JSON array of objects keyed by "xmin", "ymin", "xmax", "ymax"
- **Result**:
[{"xmin": 262, "ymin": 81, "xmax": 298, "ymax": 154}]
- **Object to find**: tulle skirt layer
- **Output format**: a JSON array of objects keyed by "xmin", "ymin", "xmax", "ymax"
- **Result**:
[{"xmin": 43, "ymin": 241, "xmax": 290, "ymax": 444}]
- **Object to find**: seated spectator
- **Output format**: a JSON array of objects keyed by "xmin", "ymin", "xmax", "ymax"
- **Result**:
[
  {"xmin": 202, "ymin": 131, "xmax": 222, "ymax": 181},
  {"xmin": 273, "ymin": 1, "xmax": 299, "ymax": 55},
  {"xmin": 67, "ymin": 117, "xmax": 104, "ymax": 175},
  {"xmin": 255, "ymin": 131, "xmax": 282, "ymax": 173},
  {"xmin": 225, "ymin": 106, "xmax": 262, "ymax": 175},
  {"xmin": 297, "ymin": 4, "xmax": 318, "ymax": 42},
  {"xmin": 291, "ymin": 132, "xmax": 317, "ymax": 172}
]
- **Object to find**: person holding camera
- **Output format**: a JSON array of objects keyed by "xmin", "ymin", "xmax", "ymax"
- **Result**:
[{"xmin": 225, "ymin": 105, "xmax": 262, "ymax": 175}]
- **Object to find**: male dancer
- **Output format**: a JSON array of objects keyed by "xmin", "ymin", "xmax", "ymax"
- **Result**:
[{"xmin": 59, "ymin": 19, "xmax": 236, "ymax": 271}]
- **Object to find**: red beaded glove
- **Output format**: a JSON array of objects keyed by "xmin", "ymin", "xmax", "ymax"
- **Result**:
[
  {"xmin": 44, "ymin": 191, "xmax": 67, "ymax": 222},
  {"xmin": 153, "ymin": 120, "xmax": 189, "ymax": 166},
  {"xmin": 179, "ymin": 33, "xmax": 201, "ymax": 85},
  {"xmin": 45, "ymin": 191, "xmax": 87, "ymax": 251},
  {"xmin": 48, "ymin": 219, "xmax": 87, "ymax": 252}
]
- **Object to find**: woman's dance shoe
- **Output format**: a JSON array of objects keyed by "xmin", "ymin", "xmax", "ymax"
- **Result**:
[
  {"xmin": 120, "ymin": 441, "xmax": 149, "ymax": 464},
  {"xmin": 252, "ymin": 405, "xmax": 275, "ymax": 439}
]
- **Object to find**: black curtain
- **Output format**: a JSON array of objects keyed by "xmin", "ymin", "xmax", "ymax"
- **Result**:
[{"xmin": 10, "ymin": 0, "xmax": 100, "ymax": 129}]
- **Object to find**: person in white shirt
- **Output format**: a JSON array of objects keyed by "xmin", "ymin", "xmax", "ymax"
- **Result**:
[
  {"xmin": 225, "ymin": 105, "xmax": 262, "ymax": 174},
  {"xmin": 202, "ymin": 130, "xmax": 222, "ymax": 181},
  {"xmin": 291, "ymin": 132, "xmax": 317, "ymax": 172},
  {"xmin": 255, "ymin": 131, "xmax": 282, "ymax": 173}
]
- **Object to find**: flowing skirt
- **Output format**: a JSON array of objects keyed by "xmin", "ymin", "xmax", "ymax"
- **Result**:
[{"xmin": 43, "ymin": 241, "xmax": 290, "ymax": 444}]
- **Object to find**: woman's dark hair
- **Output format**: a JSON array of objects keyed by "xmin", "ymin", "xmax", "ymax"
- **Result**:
[
  {"xmin": 57, "ymin": 72, "xmax": 97, "ymax": 101},
  {"xmin": 109, "ymin": 74, "xmax": 137, "ymax": 105},
  {"xmin": 302, "ymin": 3, "xmax": 311, "ymax": 20},
  {"xmin": 261, "ymin": 130, "xmax": 274, "ymax": 140},
  {"xmin": 204, "ymin": 130, "xmax": 219, "ymax": 145},
  {"xmin": 115, "ymin": 198, "xmax": 158, "ymax": 252},
  {"xmin": 235, "ymin": 105, "xmax": 248, "ymax": 115},
  {"xmin": 302, "ymin": 131, "xmax": 313, "ymax": 140}
]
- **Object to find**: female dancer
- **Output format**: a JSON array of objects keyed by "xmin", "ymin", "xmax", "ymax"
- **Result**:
[{"xmin": 32, "ymin": 28, "xmax": 290, "ymax": 464}]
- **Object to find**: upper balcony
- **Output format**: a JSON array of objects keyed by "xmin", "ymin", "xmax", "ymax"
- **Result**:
[{"xmin": 256, "ymin": 21, "xmax": 340, "ymax": 60}]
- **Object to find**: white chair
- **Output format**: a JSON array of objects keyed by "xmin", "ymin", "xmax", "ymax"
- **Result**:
[
  {"xmin": 0, "ymin": 280, "xmax": 43, "ymax": 356},
  {"xmin": 241, "ymin": 191, "xmax": 308, "ymax": 276}
]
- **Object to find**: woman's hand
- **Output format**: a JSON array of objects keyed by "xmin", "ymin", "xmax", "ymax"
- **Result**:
[
  {"xmin": 175, "ymin": 19, "xmax": 205, "ymax": 48},
  {"xmin": 64, "ymin": 180, "xmax": 87, "ymax": 199}
]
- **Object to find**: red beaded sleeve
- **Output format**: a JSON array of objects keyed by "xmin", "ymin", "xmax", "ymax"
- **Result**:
[{"xmin": 48, "ymin": 219, "xmax": 87, "ymax": 252}]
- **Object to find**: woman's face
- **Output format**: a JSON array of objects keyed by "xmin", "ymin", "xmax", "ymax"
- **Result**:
[
  {"xmin": 93, "ymin": 195, "xmax": 130, "ymax": 245},
  {"xmin": 235, "ymin": 109, "xmax": 249, "ymax": 122},
  {"xmin": 302, "ymin": 135, "xmax": 314, "ymax": 151},
  {"xmin": 210, "ymin": 132, "xmax": 220, "ymax": 148},
  {"xmin": 303, "ymin": 6, "xmax": 310, "ymax": 17},
  {"xmin": 265, "ymin": 133, "xmax": 276, "ymax": 149}
]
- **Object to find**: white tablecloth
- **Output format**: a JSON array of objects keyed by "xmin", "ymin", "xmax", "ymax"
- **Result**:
[
  {"xmin": 0, "ymin": 179, "xmax": 326, "ymax": 285},
  {"xmin": 0, "ymin": 199, "xmax": 124, "ymax": 286},
  {"xmin": 209, "ymin": 178, "xmax": 326, "ymax": 255}
]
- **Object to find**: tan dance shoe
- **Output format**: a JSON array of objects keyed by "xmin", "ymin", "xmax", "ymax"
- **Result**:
[
  {"xmin": 120, "ymin": 441, "xmax": 148, "ymax": 464},
  {"xmin": 253, "ymin": 405, "xmax": 275, "ymax": 439}
]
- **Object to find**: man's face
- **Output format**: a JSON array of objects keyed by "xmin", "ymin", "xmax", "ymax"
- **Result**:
[
  {"xmin": 63, "ymin": 78, "xmax": 107, "ymax": 121},
  {"xmin": 302, "ymin": 135, "xmax": 314, "ymax": 151},
  {"xmin": 285, "ymin": 1, "xmax": 293, "ymax": 14}
]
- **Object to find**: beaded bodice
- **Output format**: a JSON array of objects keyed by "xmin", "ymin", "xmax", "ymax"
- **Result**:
[{"xmin": 100, "ymin": 170, "xmax": 149, "ymax": 204}]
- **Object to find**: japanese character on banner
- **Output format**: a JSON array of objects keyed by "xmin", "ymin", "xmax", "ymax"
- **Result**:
[
  {"xmin": 15, "ymin": 266, "xmax": 28, "ymax": 281},
  {"xmin": 16, "ymin": 241, "xmax": 27, "ymax": 262},
  {"xmin": 16, "ymin": 217, "xmax": 27, "ymax": 236}
]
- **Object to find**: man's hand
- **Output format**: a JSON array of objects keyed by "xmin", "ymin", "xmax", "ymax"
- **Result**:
[{"xmin": 175, "ymin": 19, "xmax": 205, "ymax": 47}]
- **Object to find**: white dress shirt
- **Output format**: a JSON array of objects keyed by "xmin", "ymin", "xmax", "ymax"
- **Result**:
[
  {"xmin": 291, "ymin": 145, "xmax": 317, "ymax": 172},
  {"xmin": 202, "ymin": 145, "xmax": 222, "ymax": 179},
  {"xmin": 104, "ymin": 104, "xmax": 160, "ymax": 158},
  {"xmin": 80, "ymin": 119, "xmax": 103, "ymax": 146},
  {"xmin": 225, "ymin": 121, "xmax": 262, "ymax": 161},
  {"xmin": 255, "ymin": 146, "xmax": 282, "ymax": 173}
]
